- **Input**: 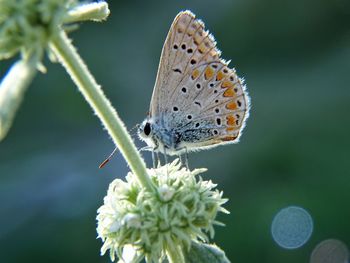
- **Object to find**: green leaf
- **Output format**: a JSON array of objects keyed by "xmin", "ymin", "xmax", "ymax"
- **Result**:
[{"xmin": 184, "ymin": 241, "xmax": 230, "ymax": 263}]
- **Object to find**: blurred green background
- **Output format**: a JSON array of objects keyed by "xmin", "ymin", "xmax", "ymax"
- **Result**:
[{"xmin": 1, "ymin": 0, "xmax": 350, "ymax": 262}]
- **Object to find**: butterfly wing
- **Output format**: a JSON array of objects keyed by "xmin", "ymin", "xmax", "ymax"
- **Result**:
[
  {"xmin": 150, "ymin": 10, "xmax": 250, "ymax": 151},
  {"xmin": 150, "ymin": 11, "xmax": 218, "ymax": 116},
  {"xmin": 173, "ymin": 61, "xmax": 250, "ymax": 149}
]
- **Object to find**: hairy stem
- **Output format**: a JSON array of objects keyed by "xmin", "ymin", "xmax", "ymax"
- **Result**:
[{"xmin": 49, "ymin": 30, "xmax": 154, "ymax": 192}]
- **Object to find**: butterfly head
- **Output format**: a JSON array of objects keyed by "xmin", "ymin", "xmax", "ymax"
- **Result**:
[{"xmin": 138, "ymin": 118, "xmax": 157, "ymax": 149}]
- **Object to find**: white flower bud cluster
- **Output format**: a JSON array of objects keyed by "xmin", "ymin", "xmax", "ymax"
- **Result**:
[
  {"xmin": 0, "ymin": 0, "xmax": 76, "ymax": 60},
  {"xmin": 96, "ymin": 159, "xmax": 229, "ymax": 262}
]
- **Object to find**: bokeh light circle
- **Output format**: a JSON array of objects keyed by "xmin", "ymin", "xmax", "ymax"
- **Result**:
[
  {"xmin": 310, "ymin": 239, "xmax": 349, "ymax": 263},
  {"xmin": 271, "ymin": 206, "xmax": 313, "ymax": 249}
]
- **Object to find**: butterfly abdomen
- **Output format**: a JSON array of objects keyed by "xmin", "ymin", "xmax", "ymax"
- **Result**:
[{"xmin": 180, "ymin": 129, "xmax": 213, "ymax": 143}]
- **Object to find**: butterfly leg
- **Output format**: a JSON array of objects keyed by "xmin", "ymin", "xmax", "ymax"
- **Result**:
[
  {"xmin": 178, "ymin": 154, "xmax": 189, "ymax": 169},
  {"xmin": 139, "ymin": 146, "xmax": 153, "ymax": 152},
  {"xmin": 151, "ymin": 145, "xmax": 162, "ymax": 168},
  {"xmin": 178, "ymin": 154, "xmax": 184, "ymax": 166},
  {"xmin": 184, "ymin": 148, "xmax": 190, "ymax": 170},
  {"xmin": 163, "ymin": 148, "xmax": 169, "ymax": 165},
  {"xmin": 161, "ymin": 148, "xmax": 170, "ymax": 175},
  {"xmin": 151, "ymin": 150, "xmax": 156, "ymax": 168},
  {"xmin": 176, "ymin": 147, "xmax": 190, "ymax": 169},
  {"xmin": 138, "ymin": 146, "xmax": 155, "ymax": 167},
  {"xmin": 156, "ymin": 151, "xmax": 162, "ymax": 167}
]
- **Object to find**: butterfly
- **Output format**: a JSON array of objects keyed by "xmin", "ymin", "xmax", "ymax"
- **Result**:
[{"xmin": 138, "ymin": 10, "xmax": 250, "ymax": 157}]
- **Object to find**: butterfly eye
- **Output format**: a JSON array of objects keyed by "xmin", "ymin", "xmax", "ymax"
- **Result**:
[{"xmin": 144, "ymin": 122, "xmax": 151, "ymax": 136}]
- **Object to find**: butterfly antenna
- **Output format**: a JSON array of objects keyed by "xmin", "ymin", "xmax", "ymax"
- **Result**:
[
  {"xmin": 99, "ymin": 147, "xmax": 118, "ymax": 169},
  {"xmin": 99, "ymin": 123, "xmax": 141, "ymax": 168}
]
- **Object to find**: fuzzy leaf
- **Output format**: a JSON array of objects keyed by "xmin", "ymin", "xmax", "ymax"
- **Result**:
[{"xmin": 184, "ymin": 241, "xmax": 230, "ymax": 263}]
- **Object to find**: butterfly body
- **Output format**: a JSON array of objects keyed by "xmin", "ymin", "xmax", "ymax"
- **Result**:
[
  {"xmin": 139, "ymin": 117, "xmax": 220, "ymax": 155},
  {"xmin": 138, "ymin": 10, "xmax": 250, "ymax": 156}
]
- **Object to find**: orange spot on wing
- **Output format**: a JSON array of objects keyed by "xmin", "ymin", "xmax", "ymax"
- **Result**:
[
  {"xmin": 204, "ymin": 67, "xmax": 214, "ymax": 80},
  {"xmin": 216, "ymin": 71, "xmax": 225, "ymax": 81},
  {"xmin": 210, "ymin": 49, "xmax": 218, "ymax": 58},
  {"xmin": 221, "ymin": 80, "xmax": 233, "ymax": 89},
  {"xmin": 226, "ymin": 115, "xmax": 236, "ymax": 126},
  {"xmin": 226, "ymin": 127, "xmax": 236, "ymax": 132},
  {"xmin": 226, "ymin": 101, "xmax": 237, "ymax": 110},
  {"xmin": 194, "ymin": 36, "xmax": 200, "ymax": 45},
  {"xmin": 191, "ymin": 69, "xmax": 200, "ymax": 80},
  {"xmin": 221, "ymin": 135, "xmax": 238, "ymax": 142},
  {"xmin": 198, "ymin": 43, "xmax": 207, "ymax": 54},
  {"xmin": 223, "ymin": 87, "xmax": 235, "ymax": 97}
]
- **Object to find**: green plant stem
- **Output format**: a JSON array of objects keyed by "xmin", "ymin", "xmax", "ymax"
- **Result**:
[
  {"xmin": 49, "ymin": 30, "xmax": 154, "ymax": 192},
  {"xmin": 0, "ymin": 52, "xmax": 39, "ymax": 141}
]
